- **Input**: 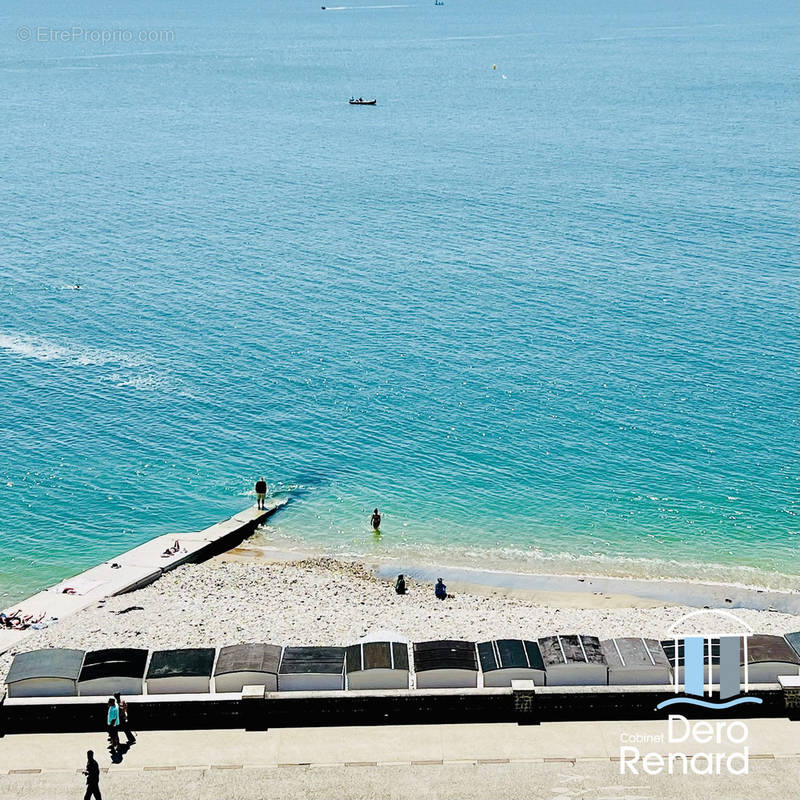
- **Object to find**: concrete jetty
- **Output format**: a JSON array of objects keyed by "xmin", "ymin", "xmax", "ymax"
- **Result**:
[{"xmin": 0, "ymin": 500, "xmax": 287, "ymax": 656}]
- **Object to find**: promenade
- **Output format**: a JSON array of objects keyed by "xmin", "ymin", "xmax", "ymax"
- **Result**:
[{"xmin": 0, "ymin": 719, "xmax": 798, "ymax": 799}]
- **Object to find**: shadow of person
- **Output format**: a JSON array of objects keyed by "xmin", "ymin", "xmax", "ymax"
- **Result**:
[{"xmin": 109, "ymin": 742, "xmax": 130, "ymax": 764}]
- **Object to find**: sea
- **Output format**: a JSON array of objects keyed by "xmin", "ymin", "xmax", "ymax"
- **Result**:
[{"xmin": 1, "ymin": 0, "xmax": 798, "ymax": 605}]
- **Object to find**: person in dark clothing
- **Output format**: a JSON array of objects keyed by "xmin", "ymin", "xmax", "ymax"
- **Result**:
[
  {"xmin": 370, "ymin": 508, "xmax": 381, "ymax": 531},
  {"xmin": 255, "ymin": 477, "xmax": 267, "ymax": 510},
  {"xmin": 395, "ymin": 574, "xmax": 406, "ymax": 595},
  {"xmin": 114, "ymin": 692, "xmax": 136, "ymax": 745},
  {"xmin": 435, "ymin": 577, "xmax": 454, "ymax": 600},
  {"xmin": 83, "ymin": 750, "xmax": 102, "ymax": 800}
]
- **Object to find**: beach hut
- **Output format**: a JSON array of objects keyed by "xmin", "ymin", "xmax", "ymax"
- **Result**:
[
  {"xmin": 145, "ymin": 648, "xmax": 216, "ymax": 694},
  {"xmin": 345, "ymin": 641, "xmax": 410, "ymax": 690},
  {"xmin": 740, "ymin": 634, "xmax": 800, "ymax": 684},
  {"xmin": 78, "ymin": 648, "xmax": 149, "ymax": 696},
  {"xmin": 5, "ymin": 648, "xmax": 85, "ymax": 698},
  {"xmin": 600, "ymin": 638, "xmax": 672, "ymax": 685},
  {"xmin": 538, "ymin": 635, "xmax": 607, "ymax": 686},
  {"xmin": 213, "ymin": 643, "xmax": 282, "ymax": 693},
  {"xmin": 413, "ymin": 640, "xmax": 478, "ymax": 689},
  {"xmin": 477, "ymin": 639, "xmax": 545, "ymax": 687},
  {"xmin": 278, "ymin": 646, "xmax": 346, "ymax": 691},
  {"xmin": 661, "ymin": 638, "xmax": 720, "ymax": 685},
  {"xmin": 785, "ymin": 632, "xmax": 800, "ymax": 660}
]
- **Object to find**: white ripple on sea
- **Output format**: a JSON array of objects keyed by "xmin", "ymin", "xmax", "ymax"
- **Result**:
[{"xmin": 0, "ymin": 331, "xmax": 146, "ymax": 369}]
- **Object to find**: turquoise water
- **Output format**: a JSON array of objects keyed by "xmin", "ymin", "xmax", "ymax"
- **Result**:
[{"xmin": 1, "ymin": 0, "xmax": 797, "ymax": 604}]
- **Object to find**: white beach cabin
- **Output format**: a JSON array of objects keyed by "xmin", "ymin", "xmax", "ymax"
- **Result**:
[
  {"xmin": 413, "ymin": 640, "xmax": 478, "ymax": 689},
  {"xmin": 213, "ymin": 643, "xmax": 282, "ymax": 693},
  {"xmin": 600, "ymin": 637, "xmax": 672, "ymax": 685},
  {"xmin": 145, "ymin": 648, "xmax": 216, "ymax": 694},
  {"xmin": 278, "ymin": 646, "xmax": 346, "ymax": 692},
  {"xmin": 5, "ymin": 648, "xmax": 85, "ymax": 698},
  {"xmin": 538, "ymin": 635, "xmax": 607, "ymax": 686},
  {"xmin": 477, "ymin": 639, "xmax": 545, "ymax": 687},
  {"xmin": 345, "ymin": 641, "xmax": 410, "ymax": 690},
  {"xmin": 78, "ymin": 648, "xmax": 149, "ymax": 696},
  {"xmin": 740, "ymin": 634, "xmax": 800, "ymax": 684}
]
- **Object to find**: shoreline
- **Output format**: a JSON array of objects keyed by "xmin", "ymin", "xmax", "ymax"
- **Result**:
[{"xmin": 219, "ymin": 542, "xmax": 800, "ymax": 614}]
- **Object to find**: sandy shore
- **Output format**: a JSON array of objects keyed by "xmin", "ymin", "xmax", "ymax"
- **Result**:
[{"xmin": 3, "ymin": 554, "xmax": 799, "ymax": 685}]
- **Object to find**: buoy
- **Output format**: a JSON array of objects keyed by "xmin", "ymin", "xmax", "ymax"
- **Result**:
[{"xmin": 492, "ymin": 64, "xmax": 497, "ymax": 70}]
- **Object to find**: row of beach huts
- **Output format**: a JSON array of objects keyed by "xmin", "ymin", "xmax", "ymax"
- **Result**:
[{"xmin": 5, "ymin": 631, "xmax": 800, "ymax": 698}]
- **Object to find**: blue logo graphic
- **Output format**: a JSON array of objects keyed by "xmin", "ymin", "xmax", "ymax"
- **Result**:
[{"xmin": 656, "ymin": 610, "xmax": 763, "ymax": 711}]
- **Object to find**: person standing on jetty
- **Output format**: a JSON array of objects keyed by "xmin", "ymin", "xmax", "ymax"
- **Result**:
[
  {"xmin": 114, "ymin": 692, "xmax": 136, "ymax": 745},
  {"xmin": 255, "ymin": 477, "xmax": 267, "ymax": 510},
  {"xmin": 370, "ymin": 508, "xmax": 381, "ymax": 531},
  {"xmin": 106, "ymin": 697, "xmax": 119, "ymax": 749},
  {"xmin": 83, "ymin": 750, "xmax": 102, "ymax": 800}
]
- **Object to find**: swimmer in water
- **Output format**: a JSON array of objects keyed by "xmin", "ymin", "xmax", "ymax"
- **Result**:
[{"xmin": 370, "ymin": 508, "xmax": 381, "ymax": 531}]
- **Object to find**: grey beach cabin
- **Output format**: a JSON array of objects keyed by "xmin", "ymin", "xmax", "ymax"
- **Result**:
[
  {"xmin": 741, "ymin": 634, "xmax": 800, "ymax": 684},
  {"xmin": 5, "ymin": 648, "xmax": 85, "ymax": 698},
  {"xmin": 477, "ymin": 639, "xmax": 545, "ymax": 687},
  {"xmin": 278, "ymin": 646, "xmax": 346, "ymax": 691},
  {"xmin": 345, "ymin": 641, "xmax": 410, "ymax": 690},
  {"xmin": 145, "ymin": 648, "xmax": 216, "ymax": 694},
  {"xmin": 78, "ymin": 648, "xmax": 149, "ymax": 696},
  {"xmin": 413, "ymin": 640, "xmax": 478, "ymax": 689},
  {"xmin": 538, "ymin": 635, "xmax": 607, "ymax": 685},
  {"xmin": 600, "ymin": 638, "xmax": 671, "ymax": 685},
  {"xmin": 213, "ymin": 643, "xmax": 282, "ymax": 693}
]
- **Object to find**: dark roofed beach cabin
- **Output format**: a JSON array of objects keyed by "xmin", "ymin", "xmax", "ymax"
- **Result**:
[
  {"xmin": 214, "ymin": 643, "xmax": 282, "ymax": 693},
  {"xmin": 413, "ymin": 640, "xmax": 478, "ymax": 689},
  {"xmin": 278, "ymin": 646, "xmax": 346, "ymax": 691},
  {"xmin": 740, "ymin": 634, "xmax": 800, "ymax": 684},
  {"xmin": 661, "ymin": 638, "xmax": 720, "ymax": 685},
  {"xmin": 345, "ymin": 641, "xmax": 410, "ymax": 690},
  {"xmin": 538, "ymin": 635, "xmax": 607, "ymax": 686},
  {"xmin": 477, "ymin": 639, "xmax": 545, "ymax": 687},
  {"xmin": 5, "ymin": 648, "xmax": 85, "ymax": 698},
  {"xmin": 600, "ymin": 638, "xmax": 671, "ymax": 685},
  {"xmin": 784, "ymin": 632, "xmax": 800, "ymax": 661},
  {"xmin": 78, "ymin": 648, "xmax": 149, "ymax": 696},
  {"xmin": 145, "ymin": 648, "xmax": 216, "ymax": 694}
]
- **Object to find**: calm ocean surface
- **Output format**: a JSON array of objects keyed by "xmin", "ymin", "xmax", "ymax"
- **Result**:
[{"xmin": 1, "ymin": 0, "xmax": 797, "ymax": 604}]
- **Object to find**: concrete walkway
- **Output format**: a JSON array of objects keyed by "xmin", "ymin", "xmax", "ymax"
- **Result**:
[{"xmin": 0, "ymin": 719, "xmax": 797, "ymax": 799}]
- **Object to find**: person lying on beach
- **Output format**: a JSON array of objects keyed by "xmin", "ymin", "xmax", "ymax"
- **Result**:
[
  {"xmin": 435, "ymin": 578, "xmax": 454, "ymax": 600},
  {"xmin": 395, "ymin": 574, "xmax": 406, "ymax": 595},
  {"xmin": 1, "ymin": 611, "xmax": 45, "ymax": 630},
  {"xmin": 162, "ymin": 540, "xmax": 182, "ymax": 557}
]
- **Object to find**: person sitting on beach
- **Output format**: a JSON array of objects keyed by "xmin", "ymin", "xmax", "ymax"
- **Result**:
[
  {"xmin": 435, "ymin": 577, "xmax": 454, "ymax": 600},
  {"xmin": 371, "ymin": 508, "xmax": 381, "ymax": 530},
  {"xmin": 395, "ymin": 574, "xmax": 406, "ymax": 595},
  {"xmin": 255, "ymin": 477, "xmax": 267, "ymax": 510},
  {"xmin": 161, "ymin": 540, "xmax": 181, "ymax": 557}
]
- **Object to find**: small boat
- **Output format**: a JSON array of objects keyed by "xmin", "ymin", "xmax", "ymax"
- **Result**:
[{"xmin": 349, "ymin": 98, "xmax": 376, "ymax": 106}]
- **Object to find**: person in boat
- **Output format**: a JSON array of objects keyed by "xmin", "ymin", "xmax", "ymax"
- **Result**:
[
  {"xmin": 370, "ymin": 508, "xmax": 381, "ymax": 530},
  {"xmin": 395, "ymin": 574, "xmax": 406, "ymax": 595}
]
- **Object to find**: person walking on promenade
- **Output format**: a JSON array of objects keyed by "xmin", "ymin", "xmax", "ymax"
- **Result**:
[
  {"xmin": 370, "ymin": 508, "xmax": 381, "ymax": 531},
  {"xmin": 255, "ymin": 477, "xmax": 267, "ymax": 510},
  {"xmin": 106, "ymin": 697, "xmax": 119, "ymax": 749},
  {"xmin": 114, "ymin": 692, "xmax": 136, "ymax": 745},
  {"xmin": 83, "ymin": 750, "xmax": 102, "ymax": 800}
]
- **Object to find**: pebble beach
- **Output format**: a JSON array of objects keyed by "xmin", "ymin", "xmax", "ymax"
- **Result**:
[{"xmin": 3, "ymin": 556, "xmax": 799, "ymax": 686}]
